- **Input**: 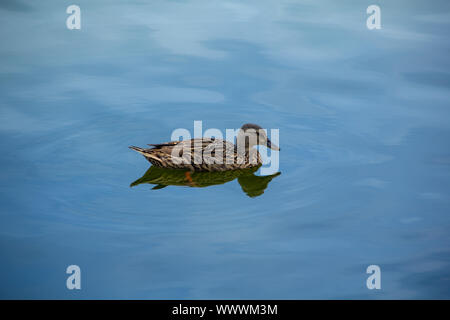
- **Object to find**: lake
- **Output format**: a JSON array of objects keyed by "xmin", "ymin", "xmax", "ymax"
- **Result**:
[{"xmin": 0, "ymin": 0, "xmax": 449, "ymax": 299}]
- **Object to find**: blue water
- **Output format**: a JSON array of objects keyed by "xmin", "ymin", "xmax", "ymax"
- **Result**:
[{"xmin": 1, "ymin": 0, "xmax": 450, "ymax": 299}]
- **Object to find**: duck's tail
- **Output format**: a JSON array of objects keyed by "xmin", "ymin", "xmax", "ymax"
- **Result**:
[
  {"xmin": 129, "ymin": 146, "xmax": 148, "ymax": 155},
  {"xmin": 129, "ymin": 145, "xmax": 168, "ymax": 167}
]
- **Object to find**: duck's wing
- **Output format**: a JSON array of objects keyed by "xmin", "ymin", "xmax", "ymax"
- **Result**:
[
  {"xmin": 165, "ymin": 138, "xmax": 236, "ymax": 170},
  {"xmin": 131, "ymin": 138, "xmax": 239, "ymax": 170}
]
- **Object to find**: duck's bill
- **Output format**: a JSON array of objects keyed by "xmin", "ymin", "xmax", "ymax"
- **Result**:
[{"xmin": 266, "ymin": 139, "xmax": 280, "ymax": 151}]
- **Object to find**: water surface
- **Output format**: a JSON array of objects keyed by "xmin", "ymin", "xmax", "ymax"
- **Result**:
[{"xmin": 1, "ymin": 0, "xmax": 450, "ymax": 299}]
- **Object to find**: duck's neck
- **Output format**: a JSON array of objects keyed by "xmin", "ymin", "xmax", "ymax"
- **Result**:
[
  {"xmin": 235, "ymin": 136, "xmax": 259, "ymax": 165},
  {"xmin": 236, "ymin": 132, "xmax": 257, "ymax": 155},
  {"xmin": 236, "ymin": 143, "xmax": 255, "ymax": 158}
]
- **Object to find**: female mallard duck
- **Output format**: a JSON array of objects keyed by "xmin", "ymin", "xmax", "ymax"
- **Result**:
[{"xmin": 129, "ymin": 123, "xmax": 279, "ymax": 172}]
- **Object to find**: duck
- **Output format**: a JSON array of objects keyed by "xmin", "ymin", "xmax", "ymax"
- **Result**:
[{"xmin": 129, "ymin": 123, "xmax": 280, "ymax": 172}]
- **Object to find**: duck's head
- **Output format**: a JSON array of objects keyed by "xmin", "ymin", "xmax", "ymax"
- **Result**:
[{"xmin": 237, "ymin": 123, "xmax": 280, "ymax": 151}]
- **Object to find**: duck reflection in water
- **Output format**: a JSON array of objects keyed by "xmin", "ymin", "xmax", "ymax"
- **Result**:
[{"xmin": 130, "ymin": 166, "xmax": 281, "ymax": 198}]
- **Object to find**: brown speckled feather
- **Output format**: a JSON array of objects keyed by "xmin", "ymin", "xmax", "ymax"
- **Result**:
[{"xmin": 130, "ymin": 138, "xmax": 261, "ymax": 172}]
